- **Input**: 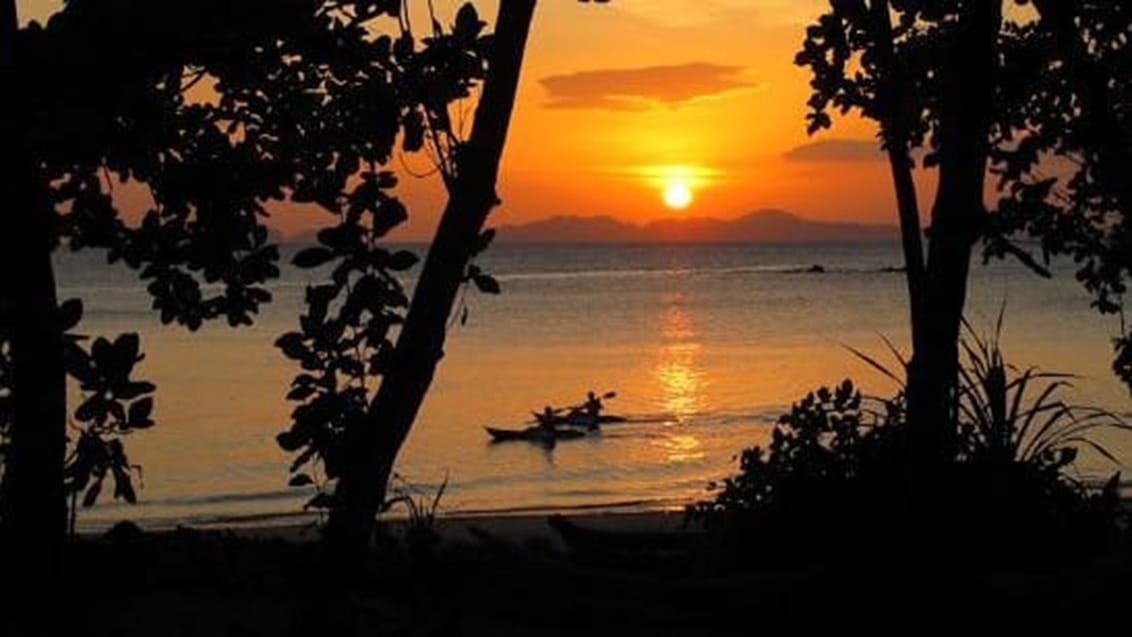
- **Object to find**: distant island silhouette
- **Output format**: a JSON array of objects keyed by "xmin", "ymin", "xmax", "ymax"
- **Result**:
[{"xmin": 495, "ymin": 209, "xmax": 898, "ymax": 243}]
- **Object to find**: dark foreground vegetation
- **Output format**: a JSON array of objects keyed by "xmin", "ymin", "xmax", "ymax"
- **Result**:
[{"xmin": 12, "ymin": 503, "xmax": 1129, "ymax": 637}]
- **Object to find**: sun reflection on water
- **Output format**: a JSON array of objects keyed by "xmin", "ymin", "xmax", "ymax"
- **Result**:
[
  {"xmin": 655, "ymin": 292, "xmax": 707, "ymax": 420},
  {"xmin": 658, "ymin": 434, "xmax": 705, "ymax": 464}
]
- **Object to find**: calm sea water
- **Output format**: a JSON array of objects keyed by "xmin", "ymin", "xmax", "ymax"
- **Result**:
[{"xmin": 56, "ymin": 242, "xmax": 1132, "ymax": 530}]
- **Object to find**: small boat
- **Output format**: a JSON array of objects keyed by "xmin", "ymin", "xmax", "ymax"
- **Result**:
[
  {"xmin": 485, "ymin": 426, "xmax": 588, "ymax": 444},
  {"xmin": 536, "ymin": 413, "xmax": 629, "ymax": 428}
]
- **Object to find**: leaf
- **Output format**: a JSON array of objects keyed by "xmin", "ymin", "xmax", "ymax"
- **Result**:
[
  {"xmin": 128, "ymin": 397, "xmax": 154, "ymax": 426},
  {"xmin": 276, "ymin": 430, "xmax": 305, "ymax": 452},
  {"xmin": 473, "ymin": 228, "xmax": 496, "ymax": 255},
  {"xmin": 304, "ymin": 492, "xmax": 335, "ymax": 510},
  {"xmin": 287, "ymin": 385, "xmax": 318, "ymax": 401},
  {"xmin": 373, "ymin": 199, "xmax": 408, "ymax": 238},
  {"xmin": 276, "ymin": 333, "xmax": 308, "ymax": 361},
  {"xmin": 292, "ymin": 247, "xmax": 336, "ymax": 269},
  {"xmin": 289, "ymin": 474, "xmax": 315, "ymax": 487},
  {"xmin": 842, "ymin": 343, "xmax": 904, "ymax": 387},
  {"xmin": 91, "ymin": 337, "xmax": 113, "ymax": 365},
  {"xmin": 75, "ymin": 396, "xmax": 103, "ymax": 424},
  {"xmin": 113, "ymin": 333, "xmax": 142, "ymax": 367},
  {"xmin": 290, "ymin": 447, "xmax": 318, "ymax": 473},
  {"xmin": 114, "ymin": 470, "xmax": 138, "ymax": 504},
  {"xmin": 455, "ymin": 3, "xmax": 485, "ymax": 40},
  {"xmin": 82, "ymin": 479, "xmax": 103, "ymax": 508},
  {"xmin": 387, "ymin": 250, "xmax": 419, "ymax": 271},
  {"xmin": 118, "ymin": 381, "xmax": 156, "ymax": 400},
  {"xmin": 59, "ymin": 298, "xmax": 84, "ymax": 332},
  {"xmin": 472, "ymin": 273, "xmax": 501, "ymax": 295}
]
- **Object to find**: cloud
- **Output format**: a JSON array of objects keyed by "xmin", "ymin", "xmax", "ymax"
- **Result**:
[
  {"xmin": 540, "ymin": 62, "xmax": 755, "ymax": 111},
  {"xmin": 608, "ymin": 0, "xmax": 823, "ymax": 29},
  {"xmin": 782, "ymin": 139, "xmax": 884, "ymax": 163}
]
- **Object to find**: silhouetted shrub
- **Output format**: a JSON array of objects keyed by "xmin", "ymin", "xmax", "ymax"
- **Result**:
[
  {"xmin": 690, "ymin": 327, "xmax": 1129, "ymax": 573},
  {"xmin": 687, "ymin": 380, "xmax": 904, "ymax": 570}
]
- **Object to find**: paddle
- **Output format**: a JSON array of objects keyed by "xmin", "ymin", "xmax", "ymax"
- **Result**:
[
  {"xmin": 552, "ymin": 390, "xmax": 619, "ymax": 417},
  {"xmin": 527, "ymin": 391, "xmax": 617, "ymax": 424}
]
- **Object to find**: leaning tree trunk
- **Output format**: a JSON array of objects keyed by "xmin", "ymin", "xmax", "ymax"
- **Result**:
[
  {"xmin": 0, "ymin": 0, "xmax": 68, "ymax": 577},
  {"xmin": 325, "ymin": 0, "xmax": 538, "ymax": 554},
  {"xmin": 904, "ymin": 1, "xmax": 1002, "ymax": 464}
]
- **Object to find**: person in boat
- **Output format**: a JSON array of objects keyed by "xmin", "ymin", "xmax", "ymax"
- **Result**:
[
  {"xmin": 537, "ymin": 405, "xmax": 558, "ymax": 432},
  {"xmin": 566, "ymin": 389, "xmax": 602, "ymax": 427},
  {"xmin": 584, "ymin": 391, "xmax": 603, "ymax": 415}
]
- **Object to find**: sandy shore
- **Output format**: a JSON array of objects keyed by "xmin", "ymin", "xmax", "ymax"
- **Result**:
[{"xmin": 189, "ymin": 508, "xmax": 696, "ymax": 551}]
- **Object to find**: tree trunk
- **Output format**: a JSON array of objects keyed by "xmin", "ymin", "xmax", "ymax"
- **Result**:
[
  {"xmin": 904, "ymin": 2, "xmax": 1002, "ymax": 464},
  {"xmin": 325, "ymin": 0, "xmax": 538, "ymax": 554},
  {"xmin": 867, "ymin": 0, "xmax": 926, "ymax": 349},
  {"xmin": 0, "ymin": 0, "xmax": 68, "ymax": 578}
]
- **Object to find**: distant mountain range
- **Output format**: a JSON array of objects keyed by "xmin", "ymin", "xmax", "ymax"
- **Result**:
[{"xmin": 495, "ymin": 209, "xmax": 897, "ymax": 243}]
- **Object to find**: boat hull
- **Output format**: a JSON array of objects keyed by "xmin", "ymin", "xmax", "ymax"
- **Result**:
[{"xmin": 485, "ymin": 426, "xmax": 588, "ymax": 443}]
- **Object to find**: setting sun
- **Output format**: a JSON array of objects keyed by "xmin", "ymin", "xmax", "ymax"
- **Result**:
[
  {"xmin": 663, "ymin": 180, "xmax": 694, "ymax": 209},
  {"xmin": 637, "ymin": 164, "xmax": 716, "ymax": 214}
]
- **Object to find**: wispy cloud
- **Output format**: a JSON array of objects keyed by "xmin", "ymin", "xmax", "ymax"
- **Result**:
[
  {"xmin": 540, "ymin": 63, "xmax": 755, "ymax": 111},
  {"xmin": 782, "ymin": 139, "xmax": 884, "ymax": 163},
  {"xmin": 608, "ymin": 0, "xmax": 824, "ymax": 28}
]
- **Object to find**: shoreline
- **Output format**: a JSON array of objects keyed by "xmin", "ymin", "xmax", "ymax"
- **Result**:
[
  {"xmin": 77, "ymin": 496, "xmax": 694, "ymax": 534},
  {"xmin": 79, "ymin": 483, "xmax": 1132, "ymax": 540},
  {"xmin": 219, "ymin": 509, "xmax": 696, "ymax": 550},
  {"xmin": 85, "ymin": 505, "xmax": 698, "ymax": 551}
]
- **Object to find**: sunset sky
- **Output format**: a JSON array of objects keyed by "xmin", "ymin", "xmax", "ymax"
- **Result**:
[{"xmin": 20, "ymin": 0, "xmax": 909, "ymax": 240}]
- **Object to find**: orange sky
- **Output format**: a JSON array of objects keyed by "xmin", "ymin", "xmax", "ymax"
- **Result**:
[{"xmin": 22, "ymin": 0, "xmax": 917, "ymax": 241}]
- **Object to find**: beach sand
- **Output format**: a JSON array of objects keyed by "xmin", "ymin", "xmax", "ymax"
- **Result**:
[{"xmin": 214, "ymin": 508, "xmax": 695, "ymax": 550}]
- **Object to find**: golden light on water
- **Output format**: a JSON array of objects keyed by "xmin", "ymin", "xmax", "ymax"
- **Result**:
[
  {"xmin": 657, "ymin": 344, "xmax": 703, "ymax": 416},
  {"xmin": 655, "ymin": 294, "xmax": 706, "ymax": 419},
  {"xmin": 660, "ymin": 434, "xmax": 705, "ymax": 464}
]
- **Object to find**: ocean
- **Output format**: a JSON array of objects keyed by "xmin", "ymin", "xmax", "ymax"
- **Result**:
[{"xmin": 55, "ymin": 241, "xmax": 1132, "ymax": 530}]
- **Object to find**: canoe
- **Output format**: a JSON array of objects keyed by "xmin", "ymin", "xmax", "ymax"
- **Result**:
[
  {"xmin": 485, "ymin": 426, "xmax": 587, "ymax": 443},
  {"xmin": 540, "ymin": 413, "xmax": 629, "ymax": 428}
]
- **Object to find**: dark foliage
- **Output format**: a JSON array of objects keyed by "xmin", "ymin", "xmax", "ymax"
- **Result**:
[
  {"xmin": 691, "ymin": 354, "xmax": 1126, "ymax": 572},
  {"xmin": 798, "ymin": 0, "xmax": 1132, "ymax": 390},
  {"xmin": 61, "ymin": 301, "xmax": 155, "ymax": 526},
  {"xmin": 0, "ymin": 298, "xmax": 155, "ymax": 527},
  {"xmin": 272, "ymin": 3, "xmax": 498, "ymax": 510},
  {"xmin": 4, "ymin": 0, "xmax": 482, "ymax": 531},
  {"xmin": 986, "ymin": 2, "xmax": 1132, "ymax": 387},
  {"xmin": 686, "ymin": 380, "xmax": 906, "ymax": 569},
  {"xmin": 689, "ymin": 380, "xmax": 900, "ymax": 520}
]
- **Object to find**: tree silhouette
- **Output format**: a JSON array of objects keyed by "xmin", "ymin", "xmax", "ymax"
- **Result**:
[
  {"xmin": 798, "ymin": 0, "xmax": 1130, "ymax": 466},
  {"xmin": 989, "ymin": 1, "xmax": 1132, "ymax": 386},
  {"xmin": 274, "ymin": 2, "xmax": 498, "ymax": 520},
  {"xmin": 274, "ymin": 0, "xmax": 611, "ymax": 555},
  {"xmin": 0, "ymin": 0, "xmax": 443, "ymax": 574},
  {"xmin": 323, "ymin": 0, "xmax": 538, "ymax": 555}
]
